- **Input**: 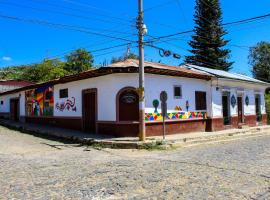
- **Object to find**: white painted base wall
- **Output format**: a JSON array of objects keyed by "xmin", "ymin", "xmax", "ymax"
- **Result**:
[{"xmin": 0, "ymin": 92, "xmax": 25, "ymax": 116}]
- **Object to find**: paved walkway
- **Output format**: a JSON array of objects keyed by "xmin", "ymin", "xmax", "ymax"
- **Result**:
[{"xmin": 0, "ymin": 119, "xmax": 270, "ymax": 149}]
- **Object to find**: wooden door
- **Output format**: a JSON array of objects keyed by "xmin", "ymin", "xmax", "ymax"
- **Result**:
[
  {"xmin": 10, "ymin": 99, "xmax": 19, "ymax": 121},
  {"xmin": 255, "ymin": 95, "xmax": 262, "ymax": 122},
  {"xmin": 237, "ymin": 96, "xmax": 243, "ymax": 123},
  {"xmin": 83, "ymin": 90, "xmax": 97, "ymax": 133},
  {"xmin": 119, "ymin": 90, "xmax": 139, "ymax": 121},
  {"xmin": 222, "ymin": 95, "xmax": 230, "ymax": 125}
]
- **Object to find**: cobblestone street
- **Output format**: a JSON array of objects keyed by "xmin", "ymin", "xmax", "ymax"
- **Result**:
[{"xmin": 0, "ymin": 126, "xmax": 269, "ymax": 200}]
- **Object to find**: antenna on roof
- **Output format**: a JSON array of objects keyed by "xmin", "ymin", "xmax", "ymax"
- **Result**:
[{"xmin": 126, "ymin": 43, "xmax": 131, "ymax": 58}]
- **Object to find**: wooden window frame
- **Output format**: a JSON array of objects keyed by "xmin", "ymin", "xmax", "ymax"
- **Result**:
[
  {"xmin": 195, "ymin": 91, "xmax": 207, "ymax": 110},
  {"xmin": 174, "ymin": 85, "xmax": 182, "ymax": 99},
  {"xmin": 59, "ymin": 88, "xmax": 68, "ymax": 99}
]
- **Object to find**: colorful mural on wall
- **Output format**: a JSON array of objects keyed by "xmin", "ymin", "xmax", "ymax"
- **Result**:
[
  {"xmin": 56, "ymin": 97, "xmax": 76, "ymax": 112},
  {"xmin": 25, "ymin": 86, "xmax": 54, "ymax": 117},
  {"xmin": 145, "ymin": 111, "xmax": 207, "ymax": 121}
]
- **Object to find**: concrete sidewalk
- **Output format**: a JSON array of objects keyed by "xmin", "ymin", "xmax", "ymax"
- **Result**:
[{"xmin": 0, "ymin": 119, "xmax": 270, "ymax": 149}]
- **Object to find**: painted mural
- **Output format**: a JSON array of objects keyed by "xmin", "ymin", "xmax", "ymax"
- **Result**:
[
  {"xmin": 145, "ymin": 111, "xmax": 207, "ymax": 121},
  {"xmin": 25, "ymin": 86, "xmax": 54, "ymax": 117},
  {"xmin": 56, "ymin": 97, "xmax": 76, "ymax": 112}
]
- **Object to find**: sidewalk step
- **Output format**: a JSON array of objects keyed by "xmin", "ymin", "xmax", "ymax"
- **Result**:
[{"xmin": 168, "ymin": 131, "xmax": 270, "ymax": 148}]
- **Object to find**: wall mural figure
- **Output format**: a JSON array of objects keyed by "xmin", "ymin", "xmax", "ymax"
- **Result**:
[
  {"xmin": 231, "ymin": 95, "xmax": 236, "ymax": 108},
  {"xmin": 25, "ymin": 86, "xmax": 54, "ymax": 117},
  {"xmin": 245, "ymin": 96, "xmax": 249, "ymax": 106},
  {"xmin": 56, "ymin": 97, "xmax": 77, "ymax": 112},
  {"xmin": 186, "ymin": 100, "xmax": 190, "ymax": 111},
  {"xmin": 152, "ymin": 99, "xmax": 159, "ymax": 113}
]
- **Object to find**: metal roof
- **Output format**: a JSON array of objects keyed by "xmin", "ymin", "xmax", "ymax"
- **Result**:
[
  {"xmin": 109, "ymin": 59, "xmax": 210, "ymax": 77},
  {"xmin": 185, "ymin": 64, "xmax": 269, "ymax": 84}
]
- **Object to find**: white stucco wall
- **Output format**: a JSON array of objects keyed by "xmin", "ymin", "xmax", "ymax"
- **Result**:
[
  {"xmin": 54, "ymin": 74, "xmax": 139, "ymax": 121},
  {"xmin": 0, "ymin": 92, "xmax": 25, "ymax": 115},
  {"xmin": 0, "ymin": 73, "xmax": 267, "ymax": 122},
  {"xmin": 211, "ymin": 79, "xmax": 267, "ymax": 118},
  {"xmin": 53, "ymin": 73, "xmax": 210, "ymax": 121},
  {"xmin": 144, "ymin": 74, "xmax": 211, "ymax": 114},
  {"xmin": 20, "ymin": 92, "xmax": 25, "ymax": 116}
]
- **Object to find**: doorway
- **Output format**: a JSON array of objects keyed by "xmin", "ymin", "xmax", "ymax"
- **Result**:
[
  {"xmin": 255, "ymin": 94, "xmax": 262, "ymax": 122},
  {"xmin": 10, "ymin": 98, "xmax": 19, "ymax": 121},
  {"xmin": 237, "ymin": 96, "xmax": 244, "ymax": 124},
  {"xmin": 222, "ymin": 92, "xmax": 230, "ymax": 125},
  {"xmin": 82, "ymin": 89, "xmax": 97, "ymax": 133},
  {"xmin": 118, "ymin": 88, "xmax": 139, "ymax": 121}
]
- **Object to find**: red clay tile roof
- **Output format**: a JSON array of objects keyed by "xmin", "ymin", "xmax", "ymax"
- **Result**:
[
  {"xmin": 0, "ymin": 59, "xmax": 212, "ymax": 96},
  {"xmin": 0, "ymin": 80, "xmax": 33, "ymax": 86},
  {"xmin": 109, "ymin": 59, "xmax": 208, "ymax": 76}
]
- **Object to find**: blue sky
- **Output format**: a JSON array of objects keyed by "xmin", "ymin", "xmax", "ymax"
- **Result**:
[{"xmin": 0, "ymin": 0, "xmax": 269, "ymax": 76}]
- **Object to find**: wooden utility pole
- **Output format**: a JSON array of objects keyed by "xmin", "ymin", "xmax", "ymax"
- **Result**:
[{"xmin": 137, "ymin": 0, "xmax": 146, "ymax": 141}]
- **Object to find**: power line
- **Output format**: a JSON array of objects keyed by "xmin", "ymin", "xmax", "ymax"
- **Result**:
[
  {"xmin": 29, "ymin": 0, "xmax": 135, "ymax": 22},
  {"xmin": 0, "ymin": 14, "xmax": 137, "ymax": 42},
  {"xmin": 2, "ymin": 42, "xmax": 136, "ymax": 68},
  {"xmin": 146, "ymin": 13, "xmax": 270, "ymax": 42},
  {"xmin": 59, "ymin": 0, "xmax": 135, "ymax": 20},
  {"xmin": 145, "ymin": 43, "xmax": 181, "ymax": 59},
  {"xmin": 174, "ymin": 0, "xmax": 190, "ymax": 29},
  {"xmin": 0, "ymin": 1, "xmax": 135, "ymax": 28},
  {"xmin": 94, "ymin": 46, "xmax": 136, "ymax": 58},
  {"xmin": 149, "ymin": 33, "xmax": 251, "ymax": 51}
]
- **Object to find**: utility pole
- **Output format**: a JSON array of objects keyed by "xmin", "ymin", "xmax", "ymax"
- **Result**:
[{"xmin": 137, "ymin": 0, "xmax": 146, "ymax": 141}]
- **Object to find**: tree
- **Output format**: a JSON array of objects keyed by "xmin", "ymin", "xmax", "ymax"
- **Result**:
[
  {"xmin": 65, "ymin": 48, "xmax": 94, "ymax": 73},
  {"xmin": 111, "ymin": 53, "xmax": 138, "ymax": 63},
  {"xmin": 249, "ymin": 42, "xmax": 270, "ymax": 82},
  {"xmin": 185, "ymin": 0, "xmax": 233, "ymax": 71},
  {"xmin": 0, "ymin": 65, "xmax": 29, "ymax": 80},
  {"xmin": 22, "ymin": 59, "xmax": 68, "ymax": 83}
]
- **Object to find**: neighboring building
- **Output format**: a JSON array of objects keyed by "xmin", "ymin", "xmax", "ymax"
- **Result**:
[
  {"xmin": 0, "ymin": 80, "xmax": 33, "ymax": 93},
  {"xmin": 0, "ymin": 59, "xmax": 268, "ymax": 137}
]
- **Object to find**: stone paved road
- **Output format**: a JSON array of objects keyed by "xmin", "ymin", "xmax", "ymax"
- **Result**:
[{"xmin": 0, "ymin": 126, "xmax": 270, "ymax": 200}]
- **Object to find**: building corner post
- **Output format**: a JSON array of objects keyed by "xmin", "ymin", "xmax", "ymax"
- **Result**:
[{"xmin": 137, "ymin": 0, "xmax": 146, "ymax": 141}]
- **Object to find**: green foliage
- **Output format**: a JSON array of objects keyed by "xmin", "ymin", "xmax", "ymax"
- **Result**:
[
  {"xmin": 0, "ymin": 48, "xmax": 95, "ymax": 83},
  {"xmin": 65, "ymin": 48, "xmax": 94, "ymax": 73},
  {"xmin": 0, "ymin": 59, "xmax": 69, "ymax": 83},
  {"xmin": 21, "ymin": 59, "xmax": 68, "ymax": 83},
  {"xmin": 185, "ymin": 0, "xmax": 233, "ymax": 71},
  {"xmin": 0, "ymin": 65, "xmax": 30, "ymax": 80},
  {"xmin": 249, "ymin": 42, "xmax": 270, "ymax": 82},
  {"xmin": 111, "ymin": 53, "xmax": 138, "ymax": 63}
]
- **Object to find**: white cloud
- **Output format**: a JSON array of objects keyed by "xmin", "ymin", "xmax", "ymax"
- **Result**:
[{"xmin": 2, "ymin": 56, "xmax": 12, "ymax": 61}]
